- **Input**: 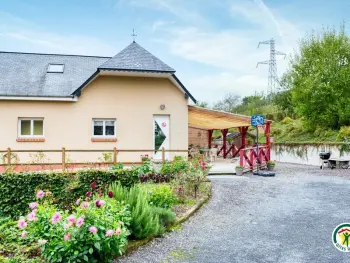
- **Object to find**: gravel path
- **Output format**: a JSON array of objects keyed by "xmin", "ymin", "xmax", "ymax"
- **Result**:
[{"xmin": 117, "ymin": 164, "xmax": 350, "ymax": 263}]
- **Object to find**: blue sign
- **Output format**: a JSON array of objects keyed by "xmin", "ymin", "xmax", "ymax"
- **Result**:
[{"xmin": 251, "ymin": 115, "xmax": 265, "ymax": 127}]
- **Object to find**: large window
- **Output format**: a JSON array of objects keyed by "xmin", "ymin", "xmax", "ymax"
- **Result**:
[
  {"xmin": 18, "ymin": 118, "xmax": 44, "ymax": 137},
  {"xmin": 92, "ymin": 119, "xmax": 116, "ymax": 137}
]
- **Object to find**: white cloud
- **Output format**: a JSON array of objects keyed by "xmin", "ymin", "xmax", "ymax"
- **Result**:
[
  {"xmin": 185, "ymin": 72, "xmax": 268, "ymax": 103},
  {"xmin": 149, "ymin": 0, "xmax": 304, "ymax": 102},
  {"xmin": 0, "ymin": 12, "xmax": 116, "ymax": 56}
]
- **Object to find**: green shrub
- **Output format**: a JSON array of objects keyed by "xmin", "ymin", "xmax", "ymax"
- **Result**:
[
  {"xmin": 110, "ymin": 183, "xmax": 162, "ymax": 239},
  {"xmin": 271, "ymin": 127, "xmax": 282, "ymax": 136},
  {"xmin": 160, "ymin": 159, "xmax": 189, "ymax": 175},
  {"xmin": 75, "ymin": 168, "xmax": 140, "ymax": 197},
  {"xmin": 110, "ymin": 163, "xmax": 124, "ymax": 170},
  {"xmin": 21, "ymin": 191, "xmax": 130, "ymax": 263},
  {"xmin": 0, "ymin": 172, "xmax": 69, "ymax": 218},
  {"xmin": 152, "ymin": 207, "xmax": 176, "ymax": 228},
  {"xmin": 337, "ymin": 126, "xmax": 350, "ymax": 141},
  {"xmin": 140, "ymin": 183, "xmax": 178, "ymax": 209},
  {"xmin": 0, "ymin": 168, "xmax": 141, "ymax": 219},
  {"xmin": 281, "ymin": 117, "xmax": 293, "ymax": 124}
]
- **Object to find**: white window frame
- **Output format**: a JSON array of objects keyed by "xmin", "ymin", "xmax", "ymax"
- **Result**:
[
  {"xmin": 92, "ymin": 119, "xmax": 116, "ymax": 138},
  {"xmin": 18, "ymin": 118, "xmax": 44, "ymax": 138},
  {"xmin": 47, "ymin": 63, "xmax": 65, "ymax": 73}
]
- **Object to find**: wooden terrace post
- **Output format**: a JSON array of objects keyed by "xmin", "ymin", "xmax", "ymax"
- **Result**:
[
  {"xmin": 208, "ymin": 130, "xmax": 213, "ymax": 149},
  {"xmin": 239, "ymin": 149, "xmax": 244, "ymax": 166},
  {"xmin": 222, "ymin": 129, "xmax": 228, "ymax": 159},
  {"xmin": 62, "ymin": 147, "xmax": 66, "ymax": 171},
  {"xmin": 113, "ymin": 147, "xmax": 117, "ymax": 165},
  {"xmin": 162, "ymin": 147, "xmax": 165, "ymax": 163},
  {"xmin": 265, "ymin": 121, "xmax": 271, "ymax": 161},
  {"xmin": 7, "ymin": 147, "xmax": 11, "ymax": 169}
]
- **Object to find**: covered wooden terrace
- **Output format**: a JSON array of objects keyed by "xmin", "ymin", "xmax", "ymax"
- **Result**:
[{"xmin": 188, "ymin": 105, "xmax": 272, "ymax": 162}]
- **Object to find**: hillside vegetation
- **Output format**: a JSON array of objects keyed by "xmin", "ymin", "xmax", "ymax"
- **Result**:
[{"xmin": 197, "ymin": 24, "xmax": 350, "ymax": 145}]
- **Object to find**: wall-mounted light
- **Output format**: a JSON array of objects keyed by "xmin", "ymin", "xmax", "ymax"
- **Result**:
[{"xmin": 160, "ymin": 104, "xmax": 165, "ymax": 110}]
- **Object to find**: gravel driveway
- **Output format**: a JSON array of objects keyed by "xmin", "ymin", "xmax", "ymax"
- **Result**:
[{"xmin": 117, "ymin": 163, "xmax": 350, "ymax": 263}]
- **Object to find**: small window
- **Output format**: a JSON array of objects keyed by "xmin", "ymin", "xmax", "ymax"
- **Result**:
[
  {"xmin": 47, "ymin": 64, "xmax": 64, "ymax": 73},
  {"xmin": 92, "ymin": 119, "xmax": 116, "ymax": 137},
  {"xmin": 18, "ymin": 118, "xmax": 44, "ymax": 137}
]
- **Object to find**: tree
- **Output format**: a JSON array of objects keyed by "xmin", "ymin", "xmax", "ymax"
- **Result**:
[
  {"xmin": 272, "ymin": 74, "xmax": 295, "ymax": 118},
  {"xmin": 213, "ymin": 93, "xmax": 241, "ymax": 112},
  {"xmin": 286, "ymin": 24, "xmax": 350, "ymax": 129},
  {"xmin": 196, "ymin": 101, "xmax": 209, "ymax": 108}
]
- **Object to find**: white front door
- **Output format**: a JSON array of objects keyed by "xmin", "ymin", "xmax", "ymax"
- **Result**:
[{"xmin": 153, "ymin": 115, "xmax": 170, "ymax": 160}]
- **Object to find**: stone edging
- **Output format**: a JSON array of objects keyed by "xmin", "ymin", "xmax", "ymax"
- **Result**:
[{"xmin": 125, "ymin": 182, "xmax": 212, "ymax": 255}]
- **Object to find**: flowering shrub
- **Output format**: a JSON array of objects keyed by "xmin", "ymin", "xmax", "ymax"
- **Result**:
[
  {"xmin": 140, "ymin": 183, "xmax": 178, "ymax": 209},
  {"xmin": 18, "ymin": 190, "xmax": 131, "ymax": 263},
  {"xmin": 160, "ymin": 157, "xmax": 189, "ymax": 176},
  {"xmin": 139, "ymin": 173, "xmax": 172, "ymax": 183}
]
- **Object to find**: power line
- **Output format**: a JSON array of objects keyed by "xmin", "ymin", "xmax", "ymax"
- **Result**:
[{"xmin": 256, "ymin": 38, "xmax": 285, "ymax": 99}]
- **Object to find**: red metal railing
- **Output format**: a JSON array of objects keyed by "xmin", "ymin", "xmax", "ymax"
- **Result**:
[{"xmin": 239, "ymin": 145, "xmax": 270, "ymax": 171}]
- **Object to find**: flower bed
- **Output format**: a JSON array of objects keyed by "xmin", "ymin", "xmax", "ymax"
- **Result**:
[{"xmin": 0, "ymin": 156, "xmax": 211, "ymax": 262}]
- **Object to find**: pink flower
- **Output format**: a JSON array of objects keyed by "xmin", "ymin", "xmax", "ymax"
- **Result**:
[
  {"xmin": 27, "ymin": 211, "xmax": 38, "ymax": 222},
  {"xmin": 75, "ymin": 198, "xmax": 81, "ymax": 205},
  {"xmin": 94, "ymin": 199, "xmax": 105, "ymax": 208},
  {"xmin": 50, "ymin": 212, "xmax": 62, "ymax": 224},
  {"xmin": 29, "ymin": 202, "xmax": 38, "ymax": 210},
  {"xmin": 115, "ymin": 228, "xmax": 121, "ymax": 236},
  {"xmin": 67, "ymin": 215, "xmax": 76, "ymax": 224},
  {"xmin": 81, "ymin": 201, "xmax": 89, "ymax": 209},
  {"xmin": 105, "ymin": 230, "xmax": 114, "ymax": 237},
  {"xmin": 90, "ymin": 182, "xmax": 97, "ymax": 189},
  {"xmin": 64, "ymin": 222, "xmax": 73, "ymax": 229},
  {"xmin": 86, "ymin": 191, "xmax": 92, "ymax": 198},
  {"xmin": 76, "ymin": 216, "xmax": 85, "ymax": 228},
  {"xmin": 38, "ymin": 239, "xmax": 47, "ymax": 245},
  {"xmin": 36, "ymin": 190, "xmax": 45, "ymax": 199},
  {"xmin": 18, "ymin": 219, "xmax": 27, "ymax": 229},
  {"xmin": 20, "ymin": 231, "xmax": 27, "ymax": 238},
  {"xmin": 64, "ymin": 232, "xmax": 71, "ymax": 241},
  {"xmin": 89, "ymin": 226, "xmax": 98, "ymax": 234}
]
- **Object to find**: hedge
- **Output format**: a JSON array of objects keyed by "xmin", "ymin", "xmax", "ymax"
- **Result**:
[
  {"xmin": 0, "ymin": 172, "xmax": 69, "ymax": 218},
  {"xmin": 0, "ymin": 168, "xmax": 141, "ymax": 218}
]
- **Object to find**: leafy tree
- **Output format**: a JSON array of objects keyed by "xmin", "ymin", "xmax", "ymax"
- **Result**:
[
  {"xmin": 286, "ymin": 24, "xmax": 350, "ymax": 129},
  {"xmin": 273, "ymin": 74, "xmax": 295, "ymax": 118},
  {"xmin": 196, "ymin": 101, "xmax": 209, "ymax": 108},
  {"xmin": 213, "ymin": 93, "xmax": 241, "ymax": 112}
]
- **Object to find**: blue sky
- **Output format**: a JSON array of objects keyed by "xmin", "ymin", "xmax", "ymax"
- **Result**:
[{"xmin": 0, "ymin": 0, "xmax": 348, "ymax": 103}]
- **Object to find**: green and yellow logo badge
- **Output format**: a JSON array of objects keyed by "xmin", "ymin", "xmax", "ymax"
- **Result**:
[{"xmin": 333, "ymin": 223, "xmax": 350, "ymax": 252}]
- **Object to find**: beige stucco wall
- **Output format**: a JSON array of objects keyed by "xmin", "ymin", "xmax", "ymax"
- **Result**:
[{"xmin": 0, "ymin": 76, "xmax": 189, "ymax": 164}]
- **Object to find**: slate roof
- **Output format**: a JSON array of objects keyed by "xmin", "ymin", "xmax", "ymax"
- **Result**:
[
  {"xmin": 0, "ymin": 42, "xmax": 195, "ymax": 102},
  {"xmin": 98, "ymin": 42, "xmax": 175, "ymax": 72},
  {"xmin": 0, "ymin": 52, "xmax": 109, "ymax": 97}
]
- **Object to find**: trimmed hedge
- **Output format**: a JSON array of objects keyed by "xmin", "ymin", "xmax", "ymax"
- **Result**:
[
  {"xmin": 0, "ymin": 172, "xmax": 69, "ymax": 218},
  {"xmin": 0, "ymin": 168, "xmax": 141, "ymax": 218}
]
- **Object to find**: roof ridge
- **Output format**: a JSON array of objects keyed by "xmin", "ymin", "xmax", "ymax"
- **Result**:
[
  {"xmin": 0, "ymin": 50, "xmax": 111, "ymax": 59},
  {"xmin": 98, "ymin": 41, "xmax": 175, "ymax": 72}
]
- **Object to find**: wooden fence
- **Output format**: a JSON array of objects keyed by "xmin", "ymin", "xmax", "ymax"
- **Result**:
[{"xmin": 0, "ymin": 148, "xmax": 189, "ymax": 171}]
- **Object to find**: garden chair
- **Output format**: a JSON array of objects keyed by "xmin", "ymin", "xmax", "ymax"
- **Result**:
[{"xmin": 209, "ymin": 148, "xmax": 218, "ymax": 163}]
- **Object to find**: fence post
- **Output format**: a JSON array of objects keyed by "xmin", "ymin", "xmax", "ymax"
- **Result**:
[
  {"xmin": 162, "ymin": 147, "xmax": 165, "ymax": 163},
  {"xmin": 113, "ymin": 147, "xmax": 117, "ymax": 165},
  {"xmin": 7, "ymin": 147, "xmax": 11, "ymax": 169},
  {"xmin": 62, "ymin": 147, "xmax": 66, "ymax": 171}
]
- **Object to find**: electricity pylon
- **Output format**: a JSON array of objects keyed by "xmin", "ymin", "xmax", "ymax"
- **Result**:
[{"xmin": 256, "ymin": 38, "xmax": 286, "ymax": 100}]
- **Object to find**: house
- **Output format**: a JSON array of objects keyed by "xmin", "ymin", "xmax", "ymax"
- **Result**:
[{"xmin": 0, "ymin": 41, "xmax": 196, "ymax": 165}]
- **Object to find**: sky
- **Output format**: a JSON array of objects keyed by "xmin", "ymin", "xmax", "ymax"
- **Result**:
[{"xmin": 0, "ymin": 0, "xmax": 349, "ymax": 103}]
